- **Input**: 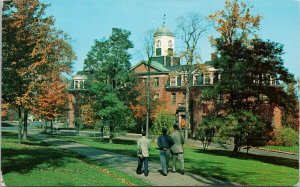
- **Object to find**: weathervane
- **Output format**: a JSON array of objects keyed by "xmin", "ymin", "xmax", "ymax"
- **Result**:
[{"xmin": 163, "ymin": 14, "xmax": 166, "ymax": 26}]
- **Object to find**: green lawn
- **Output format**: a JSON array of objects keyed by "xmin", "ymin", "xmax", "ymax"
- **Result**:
[
  {"xmin": 263, "ymin": 145, "xmax": 299, "ymax": 154},
  {"xmin": 60, "ymin": 135, "xmax": 299, "ymax": 186},
  {"xmin": 1, "ymin": 132, "xmax": 150, "ymax": 186}
]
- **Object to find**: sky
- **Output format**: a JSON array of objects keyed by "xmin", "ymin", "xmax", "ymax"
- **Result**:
[{"xmin": 42, "ymin": 0, "xmax": 300, "ymax": 78}]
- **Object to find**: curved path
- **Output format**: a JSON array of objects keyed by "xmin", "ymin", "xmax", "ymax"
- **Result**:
[{"xmin": 31, "ymin": 133, "xmax": 238, "ymax": 186}]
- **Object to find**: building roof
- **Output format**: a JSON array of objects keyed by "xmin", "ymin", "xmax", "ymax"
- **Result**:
[
  {"xmin": 154, "ymin": 26, "xmax": 174, "ymax": 37},
  {"xmin": 131, "ymin": 60, "xmax": 171, "ymax": 73},
  {"xmin": 151, "ymin": 61, "xmax": 170, "ymax": 72},
  {"xmin": 204, "ymin": 61, "xmax": 214, "ymax": 66}
]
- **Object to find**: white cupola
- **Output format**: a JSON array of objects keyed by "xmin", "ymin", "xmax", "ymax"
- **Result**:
[{"xmin": 154, "ymin": 25, "xmax": 175, "ymax": 57}]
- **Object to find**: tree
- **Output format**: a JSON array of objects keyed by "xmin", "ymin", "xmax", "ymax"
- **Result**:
[
  {"xmin": 197, "ymin": 116, "xmax": 220, "ymax": 150},
  {"xmin": 84, "ymin": 28, "xmax": 137, "ymax": 143},
  {"xmin": 32, "ymin": 75, "xmax": 69, "ymax": 134},
  {"xmin": 215, "ymin": 110, "xmax": 267, "ymax": 155},
  {"xmin": 80, "ymin": 103, "xmax": 96, "ymax": 128},
  {"xmin": 176, "ymin": 13, "xmax": 209, "ymax": 140},
  {"xmin": 3, "ymin": 0, "xmax": 75, "ymax": 142},
  {"xmin": 208, "ymin": 0, "xmax": 297, "ymax": 155}
]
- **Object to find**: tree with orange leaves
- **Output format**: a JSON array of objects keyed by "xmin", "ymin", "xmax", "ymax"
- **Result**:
[
  {"xmin": 2, "ymin": 0, "xmax": 75, "ymax": 142},
  {"xmin": 130, "ymin": 81, "xmax": 168, "ymax": 133},
  {"xmin": 32, "ymin": 75, "xmax": 69, "ymax": 134},
  {"xmin": 208, "ymin": 0, "xmax": 261, "ymax": 46}
]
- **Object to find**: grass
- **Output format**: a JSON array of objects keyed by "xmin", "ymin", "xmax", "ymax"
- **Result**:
[
  {"xmin": 1, "ymin": 132, "xmax": 150, "ymax": 186},
  {"xmin": 60, "ymin": 135, "xmax": 299, "ymax": 186},
  {"xmin": 263, "ymin": 145, "xmax": 299, "ymax": 154}
]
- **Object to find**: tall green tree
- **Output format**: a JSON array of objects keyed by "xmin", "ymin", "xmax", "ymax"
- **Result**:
[
  {"xmin": 84, "ymin": 28, "xmax": 137, "ymax": 143},
  {"xmin": 3, "ymin": 0, "xmax": 75, "ymax": 142},
  {"xmin": 208, "ymin": 0, "xmax": 297, "ymax": 154}
]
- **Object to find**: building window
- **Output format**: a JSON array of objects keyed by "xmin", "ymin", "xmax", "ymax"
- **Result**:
[
  {"xmin": 80, "ymin": 81, "xmax": 84, "ymax": 89},
  {"xmin": 270, "ymin": 77, "xmax": 276, "ymax": 85},
  {"xmin": 170, "ymin": 77, "xmax": 176, "ymax": 86},
  {"xmin": 74, "ymin": 80, "xmax": 79, "ymax": 89},
  {"xmin": 183, "ymin": 75, "xmax": 187, "ymax": 84},
  {"xmin": 156, "ymin": 48, "xmax": 161, "ymax": 56},
  {"xmin": 193, "ymin": 76, "xmax": 197, "ymax": 85},
  {"xmin": 213, "ymin": 72, "xmax": 219, "ymax": 84},
  {"xmin": 154, "ymin": 77, "xmax": 159, "ymax": 86},
  {"xmin": 197, "ymin": 73, "xmax": 203, "ymax": 85},
  {"xmin": 168, "ymin": 48, "xmax": 173, "ymax": 56},
  {"xmin": 204, "ymin": 74, "xmax": 210, "ymax": 85},
  {"xmin": 177, "ymin": 76, "xmax": 181, "ymax": 86},
  {"xmin": 171, "ymin": 93, "xmax": 176, "ymax": 103}
]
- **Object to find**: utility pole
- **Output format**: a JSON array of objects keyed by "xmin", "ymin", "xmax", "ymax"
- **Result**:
[
  {"xmin": 184, "ymin": 61, "xmax": 192, "ymax": 141},
  {"xmin": 146, "ymin": 59, "xmax": 151, "ymax": 138},
  {"xmin": 144, "ymin": 27, "xmax": 155, "ymax": 138}
]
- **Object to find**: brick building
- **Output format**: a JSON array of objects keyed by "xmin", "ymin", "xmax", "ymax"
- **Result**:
[
  {"xmin": 67, "ymin": 24, "xmax": 284, "ymax": 132},
  {"xmin": 131, "ymin": 25, "xmax": 283, "ymax": 134}
]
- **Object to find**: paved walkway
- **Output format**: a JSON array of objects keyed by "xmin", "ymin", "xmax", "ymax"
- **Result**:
[
  {"xmin": 55, "ymin": 130, "xmax": 298, "ymax": 160},
  {"xmin": 114, "ymin": 133, "xmax": 299, "ymax": 160},
  {"xmin": 31, "ymin": 132, "xmax": 238, "ymax": 186}
]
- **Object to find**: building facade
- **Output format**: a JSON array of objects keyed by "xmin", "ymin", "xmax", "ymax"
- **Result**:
[{"xmin": 132, "ymin": 25, "xmax": 283, "ymax": 134}]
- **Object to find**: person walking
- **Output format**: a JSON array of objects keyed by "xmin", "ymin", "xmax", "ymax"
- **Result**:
[
  {"xmin": 170, "ymin": 124, "xmax": 185, "ymax": 175},
  {"xmin": 157, "ymin": 127, "xmax": 174, "ymax": 176},
  {"xmin": 136, "ymin": 131, "xmax": 151, "ymax": 177}
]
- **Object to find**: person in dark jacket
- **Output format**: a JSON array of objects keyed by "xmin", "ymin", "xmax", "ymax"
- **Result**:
[{"xmin": 157, "ymin": 127, "xmax": 174, "ymax": 176}]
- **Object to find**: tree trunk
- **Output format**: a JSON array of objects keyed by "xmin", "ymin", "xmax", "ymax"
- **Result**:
[
  {"xmin": 185, "ymin": 79, "xmax": 190, "ymax": 141},
  {"xmin": 101, "ymin": 125, "xmax": 104, "ymax": 139},
  {"xmin": 109, "ymin": 124, "xmax": 113, "ymax": 143},
  {"xmin": 146, "ymin": 59, "xmax": 151, "ymax": 138},
  {"xmin": 44, "ymin": 120, "xmax": 47, "ymax": 132},
  {"xmin": 50, "ymin": 120, "xmax": 53, "ymax": 134},
  {"xmin": 232, "ymin": 138, "xmax": 240, "ymax": 156},
  {"xmin": 22, "ymin": 110, "xmax": 28, "ymax": 140},
  {"xmin": 17, "ymin": 108, "xmax": 23, "ymax": 144}
]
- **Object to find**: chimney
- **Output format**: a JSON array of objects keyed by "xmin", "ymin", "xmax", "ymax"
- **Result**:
[{"xmin": 211, "ymin": 53, "xmax": 217, "ymax": 61}]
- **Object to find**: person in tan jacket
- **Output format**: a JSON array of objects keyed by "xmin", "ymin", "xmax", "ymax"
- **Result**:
[
  {"xmin": 170, "ymin": 124, "xmax": 185, "ymax": 175},
  {"xmin": 136, "ymin": 132, "xmax": 151, "ymax": 176}
]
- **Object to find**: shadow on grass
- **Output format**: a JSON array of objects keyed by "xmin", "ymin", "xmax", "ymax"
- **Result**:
[
  {"xmin": 2, "ymin": 133, "xmax": 77, "ymax": 175},
  {"xmin": 194, "ymin": 149, "xmax": 298, "ymax": 169},
  {"xmin": 112, "ymin": 138, "xmax": 137, "ymax": 145},
  {"xmin": 1, "ymin": 122, "xmax": 15, "ymax": 127}
]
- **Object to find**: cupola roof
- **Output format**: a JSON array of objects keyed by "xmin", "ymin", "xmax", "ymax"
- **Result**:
[{"xmin": 154, "ymin": 26, "xmax": 174, "ymax": 37}]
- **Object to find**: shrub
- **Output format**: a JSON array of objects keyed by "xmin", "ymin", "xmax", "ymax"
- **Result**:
[
  {"xmin": 274, "ymin": 127, "xmax": 298, "ymax": 146},
  {"xmin": 150, "ymin": 111, "xmax": 175, "ymax": 136}
]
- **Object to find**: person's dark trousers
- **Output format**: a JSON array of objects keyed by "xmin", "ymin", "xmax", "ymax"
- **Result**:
[
  {"xmin": 136, "ymin": 157, "xmax": 149, "ymax": 176},
  {"xmin": 159, "ymin": 149, "xmax": 170, "ymax": 175}
]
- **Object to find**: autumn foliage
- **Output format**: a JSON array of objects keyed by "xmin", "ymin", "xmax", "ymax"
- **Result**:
[
  {"xmin": 3, "ymin": 0, "xmax": 75, "ymax": 142},
  {"xmin": 130, "ymin": 81, "xmax": 168, "ymax": 123},
  {"xmin": 32, "ymin": 75, "xmax": 69, "ymax": 121}
]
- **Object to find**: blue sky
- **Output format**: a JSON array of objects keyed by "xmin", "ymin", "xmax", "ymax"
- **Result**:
[{"xmin": 42, "ymin": 0, "xmax": 300, "ymax": 78}]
